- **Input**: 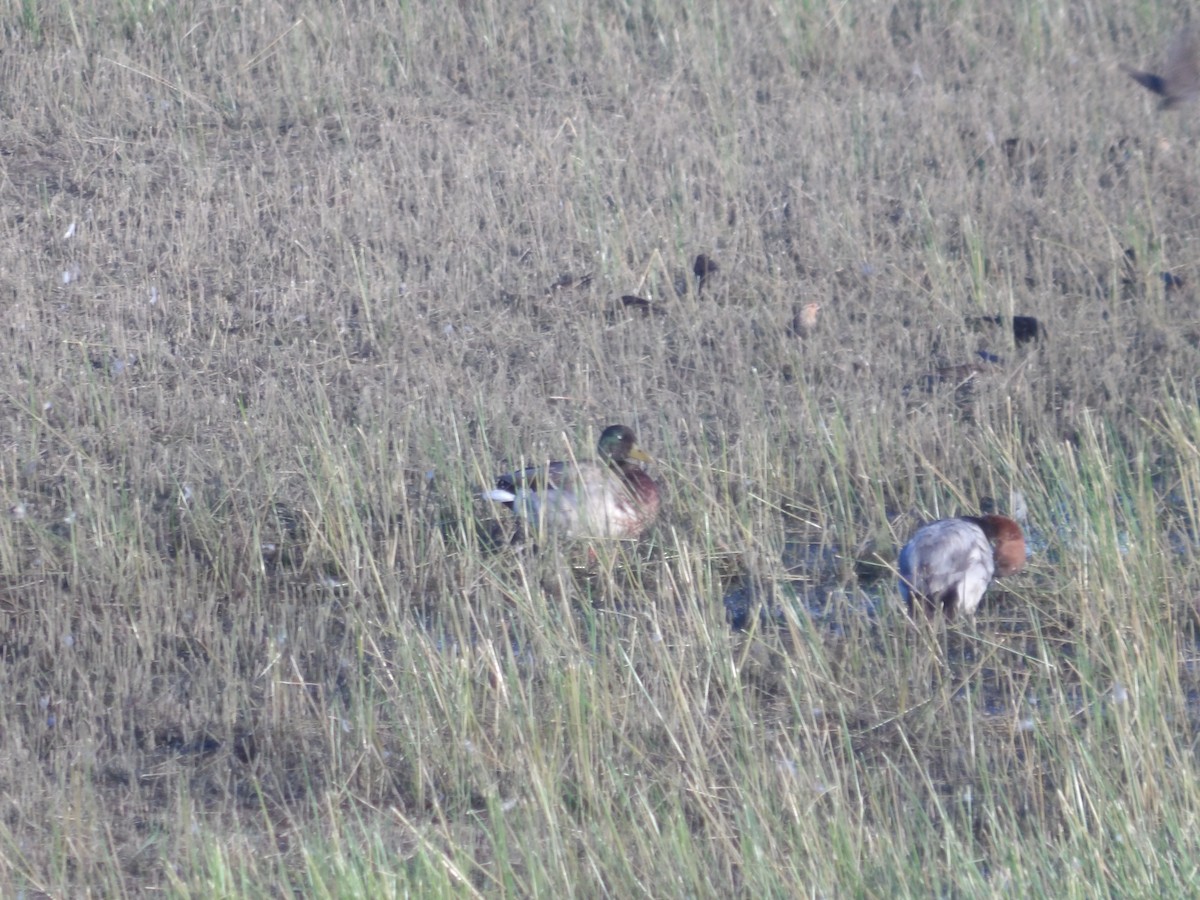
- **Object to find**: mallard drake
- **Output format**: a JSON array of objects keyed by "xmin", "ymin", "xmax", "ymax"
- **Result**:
[
  {"xmin": 898, "ymin": 515, "xmax": 1026, "ymax": 619},
  {"xmin": 482, "ymin": 424, "xmax": 662, "ymax": 540}
]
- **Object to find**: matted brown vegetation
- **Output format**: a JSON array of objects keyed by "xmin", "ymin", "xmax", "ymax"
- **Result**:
[{"xmin": 3, "ymin": 1, "xmax": 1200, "ymax": 894}]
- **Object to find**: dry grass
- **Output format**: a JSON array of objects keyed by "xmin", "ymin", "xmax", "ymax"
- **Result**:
[{"xmin": 4, "ymin": 0, "xmax": 1200, "ymax": 894}]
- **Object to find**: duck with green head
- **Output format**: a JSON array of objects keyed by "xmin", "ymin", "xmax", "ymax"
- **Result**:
[{"xmin": 482, "ymin": 424, "xmax": 662, "ymax": 540}]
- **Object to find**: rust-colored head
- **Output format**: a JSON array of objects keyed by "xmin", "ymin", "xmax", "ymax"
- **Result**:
[{"xmin": 976, "ymin": 514, "xmax": 1026, "ymax": 577}]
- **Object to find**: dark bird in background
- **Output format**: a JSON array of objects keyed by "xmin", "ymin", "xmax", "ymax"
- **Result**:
[
  {"xmin": 619, "ymin": 295, "xmax": 664, "ymax": 315},
  {"xmin": 1123, "ymin": 29, "xmax": 1200, "ymax": 109},
  {"xmin": 548, "ymin": 273, "xmax": 593, "ymax": 293},
  {"xmin": 692, "ymin": 254, "xmax": 719, "ymax": 290},
  {"xmin": 666, "ymin": 253, "xmax": 720, "ymax": 298},
  {"xmin": 968, "ymin": 315, "xmax": 1043, "ymax": 346},
  {"xmin": 1123, "ymin": 247, "xmax": 1187, "ymax": 295},
  {"xmin": 629, "ymin": 254, "xmax": 719, "ymax": 310}
]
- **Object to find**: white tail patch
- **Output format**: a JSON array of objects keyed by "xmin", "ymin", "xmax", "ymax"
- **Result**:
[{"xmin": 480, "ymin": 489, "xmax": 517, "ymax": 503}]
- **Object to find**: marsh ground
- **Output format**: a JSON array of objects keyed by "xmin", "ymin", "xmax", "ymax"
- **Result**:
[{"xmin": 4, "ymin": 1, "xmax": 1200, "ymax": 895}]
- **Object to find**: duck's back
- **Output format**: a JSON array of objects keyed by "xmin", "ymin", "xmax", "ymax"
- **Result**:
[{"xmin": 899, "ymin": 518, "xmax": 995, "ymax": 616}]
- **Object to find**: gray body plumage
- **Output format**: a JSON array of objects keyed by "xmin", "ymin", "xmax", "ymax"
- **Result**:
[{"xmin": 899, "ymin": 518, "xmax": 996, "ymax": 618}]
